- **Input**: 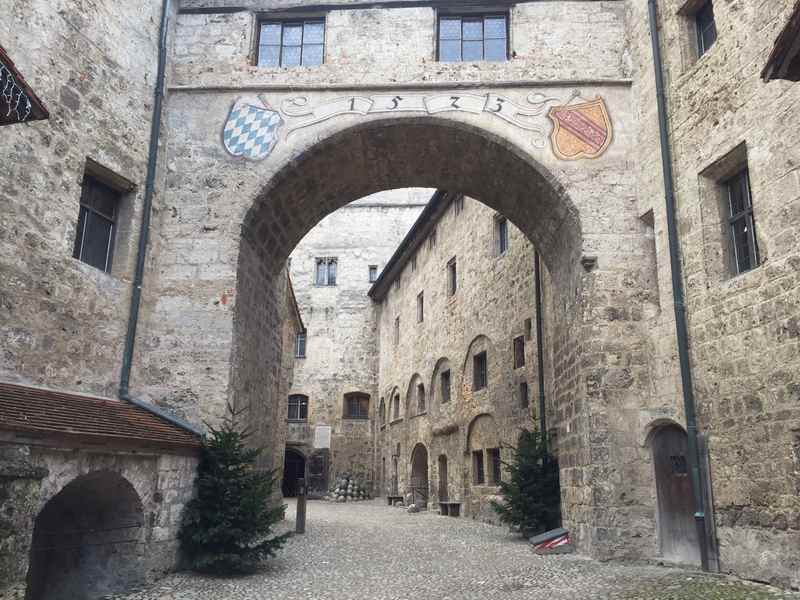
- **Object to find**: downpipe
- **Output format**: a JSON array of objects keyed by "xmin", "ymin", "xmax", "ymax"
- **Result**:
[
  {"xmin": 534, "ymin": 251, "xmax": 547, "ymax": 449},
  {"xmin": 119, "ymin": 0, "xmax": 170, "ymax": 401},
  {"xmin": 647, "ymin": 0, "xmax": 710, "ymax": 571}
]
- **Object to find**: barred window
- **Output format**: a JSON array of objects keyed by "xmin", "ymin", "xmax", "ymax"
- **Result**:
[
  {"xmin": 73, "ymin": 175, "xmax": 121, "ymax": 273},
  {"xmin": 473, "ymin": 351, "xmax": 488, "ymax": 391},
  {"xmin": 258, "ymin": 20, "xmax": 325, "ymax": 68},
  {"xmin": 725, "ymin": 168, "xmax": 759, "ymax": 274},
  {"xmin": 344, "ymin": 392, "xmax": 370, "ymax": 419},
  {"xmin": 288, "ymin": 394, "xmax": 308, "ymax": 421},
  {"xmin": 472, "ymin": 450, "xmax": 485, "ymax": 484},
  {"xmin": 438, "ymin": 14, "xmax": 508, "ymax": 62},
  {"xmin": 695, "ymin": 1, "xmax": 717, "ymax": 57}
]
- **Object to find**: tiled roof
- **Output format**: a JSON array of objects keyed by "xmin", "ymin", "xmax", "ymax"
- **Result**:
[{"xmin": 0, "ymin": 381, "xmax": 201, "ymax": 451}]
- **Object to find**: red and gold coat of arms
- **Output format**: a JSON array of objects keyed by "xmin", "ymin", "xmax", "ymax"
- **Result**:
[{"xmin": 547, "ymin": 98, "xmax": 613, "ymax": 160}]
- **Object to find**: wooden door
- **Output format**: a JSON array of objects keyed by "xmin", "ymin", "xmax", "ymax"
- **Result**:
[
  {"xmin": 651, "ymin": 425, "xmax": 700, "ymax": 564},
  {"xmin": 438, "ymin": 455, "xmax": 448, "ymax": 501}
]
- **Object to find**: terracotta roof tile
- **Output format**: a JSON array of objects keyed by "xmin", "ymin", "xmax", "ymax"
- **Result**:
[{"xmin": 0, "ymin": 381, "xmax": 201, "ymax": 451}]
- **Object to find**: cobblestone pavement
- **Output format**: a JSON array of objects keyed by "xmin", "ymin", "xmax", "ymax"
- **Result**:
[{"xmin": 114, "ymin": 500, "xmax": 798, "ymax": 600}]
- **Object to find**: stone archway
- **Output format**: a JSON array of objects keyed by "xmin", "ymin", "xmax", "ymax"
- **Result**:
[
  {"xmin": 25, "ymin": 471, "xmax": 144, "ymax": 600},
  {"xmin": 146, "ymin": 108, "xmax": 660, "ymax": 557},
  {"xmin": 410, "ymin": 443, "xmax": 429, "ymax": 509}
]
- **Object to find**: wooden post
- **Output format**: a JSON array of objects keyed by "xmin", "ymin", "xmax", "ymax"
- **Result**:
[{"xmin": 295, "ymin": 477, "xmax": 307, "ymax": 534}]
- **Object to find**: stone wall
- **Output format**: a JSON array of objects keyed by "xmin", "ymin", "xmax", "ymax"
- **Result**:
[
  {"xmin": 0, "ymin": 443, "xmax": 197, "ymax": 599},
  {"xmin": 0, "ymin": 0, "xmax": 167, "ymax": 398},
  {"xmin": 287, "ymin": 189, "xmax": 428, "ymax": 489},
  {"xmin": 374, "ymin": 196, "xmax": 549, "ymax": 522},
  {"xmin": 627, "ymin": 0, "xmax": 800, "ymax": 587}
]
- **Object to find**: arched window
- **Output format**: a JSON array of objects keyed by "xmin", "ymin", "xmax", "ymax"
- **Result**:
[
  {"xmin": 417, "ymin": 383, "xmax": 426, "ymax": 413},
  {"xmin": 288, "ymin": 394, "xmax": 309, "ymax": 421},
  {"xmin": 343, "ymin": 392, "xmax": 370, "ymax": 419}
]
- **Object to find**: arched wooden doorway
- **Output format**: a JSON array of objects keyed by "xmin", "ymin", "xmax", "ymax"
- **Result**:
[
  {"xmin": 282, "ymin": 447, "xmax": 306, "ymax": 497},
  {"xmin": 25, "ymin": 471, "xmax": 144, "ymax": 600},
  {"xmin": 410, "ymin": 443, "xmax": 429, "ymax": 509},
  {"xmin": 650, "ymin": 424, "xmax": 700, "ymax": 564}
]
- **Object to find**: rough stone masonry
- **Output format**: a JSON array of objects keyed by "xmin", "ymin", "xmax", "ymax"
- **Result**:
[{"xmin": 0, "ymin": 0, "xmax": 798, "ymax": 593}]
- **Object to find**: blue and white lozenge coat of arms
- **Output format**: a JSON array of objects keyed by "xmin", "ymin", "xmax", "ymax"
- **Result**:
[{"xmin": 222, "ymin": 96, "xmax": 282, "ymax": 161}]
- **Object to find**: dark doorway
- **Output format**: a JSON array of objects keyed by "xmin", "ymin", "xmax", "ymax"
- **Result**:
[
  {"xmin": 307, "ymin": 449, "xmax": 329, "ymax": 497},
  {"xmin": 410, "ymin": 443, "xmax": 429, "ymax": 509},
  {"xmin": 25, "ymin": 471, "xmax": 144, "ymax": 600},
  {"xmin": 438, "ymin": 455, "xmax": 448, "ymax": 502},
  {"xmin": 282, "ymin": 448, "xmax": 306, "ymax": 497},
  {"xmin": 651, "ymin": 424, "xmax": 700, "ymax": 564}
]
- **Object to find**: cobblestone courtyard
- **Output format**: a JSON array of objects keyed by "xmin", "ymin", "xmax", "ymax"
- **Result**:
[{"xmin": 113, "ymin": 500, "xmax": 798, "ymax": 600}]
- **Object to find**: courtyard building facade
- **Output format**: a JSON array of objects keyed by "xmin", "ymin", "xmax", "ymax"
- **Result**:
[{"xmin": 0, "ymin": 0, "xmax": 798, "ymax": 595}]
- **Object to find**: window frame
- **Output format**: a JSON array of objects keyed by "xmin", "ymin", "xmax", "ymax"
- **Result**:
[
  {"xmin": 314, "ymin": 257, "xmax": 338, "ymax": 286},
  {"xmin": 724, "ymin": 168, "xmax": 759, "ymax": 275},
  {"xmin": 343, "ymin": 392, "xmax": 370, "ymax": 420},
  {"xmin": 257, "ymin": 18, "xmax": 326, "ymax": 68},
  {"xmin": 473, "ymin": 351, "xmax": 488, "ymax": 391},
  {"xmin": 694, "ymin": 1, "xmax": 717, "ymax": 58},
  {"xmin": 437, "ymin": 12, "xmax": 509, "ymax": 63},
  {"xmin": 73, "ymin": 174, "xmax": 121, "ymax": 273},
  {"xmin": 368, "ymin": 265, "xmax": 378, "ymax": 283},
  {"xmin": 440, "ymin": 369, "xmax": 451, "ymax": 404},
  {"xmin": 447, "ymin": 257, "xmax": 457, "ymax": 296},
  {"xmin": 496, "ymin": 215, "xmax": 509, "ymax": 255},
  {"xmin": 295, "ymin": 331, "xmax": 307, "ymax": 358},
  {"xmin": 287, "ymin": 394, "xmax": 309, "ymax": 421},
  {"xmin": 513, "ymin": 335, "xmax": 525, "ymax": 369},
  {"xmin": 487, "ymin": 447, "xmax": 502, "ymax": 485},
  {"xmin": 472, "ymin": 450, "xmax": 486, "ymax": 485}
]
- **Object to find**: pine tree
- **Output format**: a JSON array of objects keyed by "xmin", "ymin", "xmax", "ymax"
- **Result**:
[
  {"xmin": 491, "ymin": 429, "xmax": 561, "ymax": 537},
  {"xmin": 179, "ymin": 406, "xmax": 290, "ymax": 574}
]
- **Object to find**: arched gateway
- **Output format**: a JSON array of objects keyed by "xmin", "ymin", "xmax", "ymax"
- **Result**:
[{"xmin": 145, "ymin": 93, "xmax": 656, "ymax": 558}]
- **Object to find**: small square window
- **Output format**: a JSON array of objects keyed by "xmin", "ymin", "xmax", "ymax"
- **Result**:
[
  {"xmin": 288, "ymin": 394, "xmax": 309, "ymax": 421},
  {"xmin": 344, "ymin": 393, "xmax": 370, "ymax": 419},
  {"xmin": 513, "ymin": 336, "xmax": 525, "ymax": 369},
  {"xmin": 695, "ymin": 1, "xmax": 717, "ymax": 57},
  {"xmin": 73, "ymin": 174, "xmax": 122, "ymax": 273},
  {"xmin": 440, "ymin": 369, "xmax": 451, "ymax": 404},
  {"xmin": 438, "ymin": 14, "xmax": 508, "ymax": 62},
  {"xmin": 295, "ymin": 332, "xmax": 307, "ymax": 358},
  {"xmin": 368, "ymin": 265, "xmax": 378, "ymax": 283},
  {"xmin": 417, "ymin": 291, "xmax": 424, "ymax": 323},
  {"xmin": 447, "ymin": 257, "xmax": 457, "ymax": 296},
  {"xmin": 258, "ymin": 19, "xmax": 325, "ymax": 68},
  {"xmin": 472, "ymin": 450, "xmax": 485, "ymax": 484},
  {"xmin": 473, "ymin": 351, "xmax": 488, "ymax": 391}
]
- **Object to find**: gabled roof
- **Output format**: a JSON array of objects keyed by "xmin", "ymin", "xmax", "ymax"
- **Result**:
[
  {"xmin": 0, "ymin": 381, "xmax": 202, "ymax": 452},
  {"xmin": 762, "ymin": 1, "xmax": 800, "ymax": 82}
]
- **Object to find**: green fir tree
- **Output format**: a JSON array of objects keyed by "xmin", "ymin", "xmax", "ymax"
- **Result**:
[
  {"xmin": 491, "ymin": 429, "xmax": 561, "ymax": 536},
  {"xmin": 179, "ymin": 406, "xmax": 290, "ymax": 574}
]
